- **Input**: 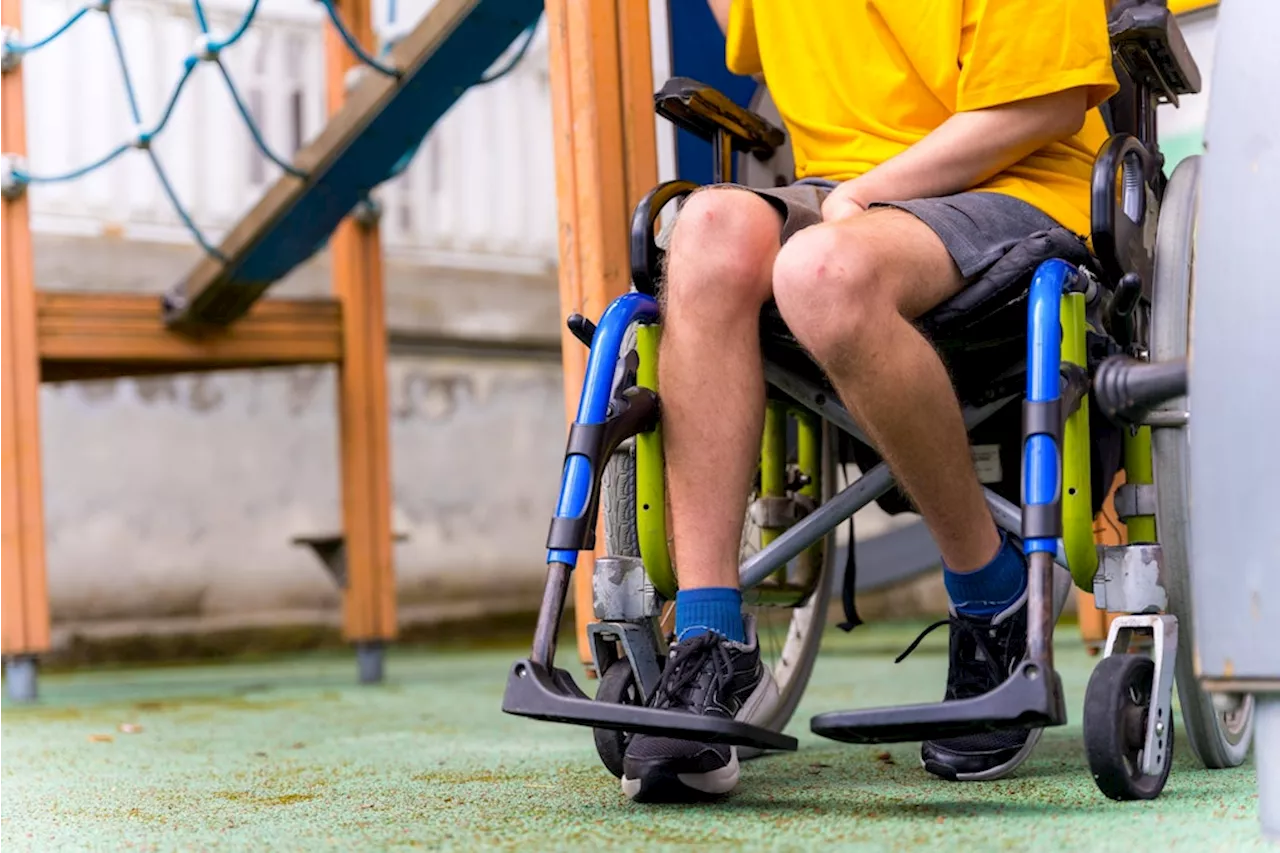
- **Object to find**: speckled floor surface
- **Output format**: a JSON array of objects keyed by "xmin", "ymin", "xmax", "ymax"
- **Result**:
[{"xmin": 1, "ymin": 623, "xmax": 1265, "ymax": 852}]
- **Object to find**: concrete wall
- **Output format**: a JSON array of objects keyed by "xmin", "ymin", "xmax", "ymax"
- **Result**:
[{"xmin": 35, "ymin": 233, "xmax": 568, "ymax": 647}]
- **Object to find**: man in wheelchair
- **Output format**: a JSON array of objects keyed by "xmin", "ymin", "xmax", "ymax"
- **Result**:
[{"xmin": 620, "ymin": 0, "xmax": 1120, "ymax": 802}]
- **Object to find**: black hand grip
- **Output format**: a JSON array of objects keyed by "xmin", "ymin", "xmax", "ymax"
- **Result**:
[
  {"xmin": 566, "ymin": 313, "xmax": 596, "ymax": 348},
  {"xmin": 1093, "ymin": 355, "xmax": 1188, "ymax": 427},
  {"xmin": 630, "ymin": 180, "xmax": 699, "ymax": 296}
]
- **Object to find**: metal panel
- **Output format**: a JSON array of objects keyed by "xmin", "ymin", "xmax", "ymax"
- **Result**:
[{"xmin": 1187, "ymin": 0, "xmax": 1280, "ymax": 681}]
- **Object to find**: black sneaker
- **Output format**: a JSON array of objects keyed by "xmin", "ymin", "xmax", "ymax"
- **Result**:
[
  {"xmin": 912, "ymin": 590, "xmax": 1040, "ymax": 781},
  {"xmin": 903, "ymin": 560, "xmax": 1072, "ymax": 782},
  {"xmin": 621, "ymin": 616, "xmax": 777, "ymax": 802}
]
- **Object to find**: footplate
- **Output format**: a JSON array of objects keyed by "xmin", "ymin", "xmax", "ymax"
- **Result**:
[
  {"xmin": 502, "ymin": 659, "xmax": 798, "ymax": 752},
  {"xmin": 809, "ymin": 660, "xmax": 1067, "ymax": 744}
]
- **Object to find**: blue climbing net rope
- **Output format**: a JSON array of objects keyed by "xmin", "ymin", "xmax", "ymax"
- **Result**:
[{"xmin": 0, "ymin": 0, "xmax": 540, "ymax": 259}]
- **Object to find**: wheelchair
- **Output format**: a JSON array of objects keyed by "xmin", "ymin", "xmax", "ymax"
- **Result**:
[{"xmin": 503, "ymin": 1, "xmax": 1255, "ymax": 801}]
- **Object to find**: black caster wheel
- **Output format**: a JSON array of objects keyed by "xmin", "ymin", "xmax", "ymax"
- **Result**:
[
  {"xmin": 592, "ymin": 661, "xmax": 641, "ymax": 778},
  {"xmin": 1084, "ymin": 654, "xmax": 1174, "ymax": 801}
]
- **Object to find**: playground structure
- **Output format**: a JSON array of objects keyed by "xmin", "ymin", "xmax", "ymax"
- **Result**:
[{"xmin": 1, "ymin": 0, "xmax": 543, "ymax": 698}]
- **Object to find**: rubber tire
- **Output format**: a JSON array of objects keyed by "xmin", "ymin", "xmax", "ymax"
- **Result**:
[
  {"xmin": 1084, "ymin": 654, "xmax": 1174, "ymax": 801},
  {"xmin": 1149, "ymin": 155, "xmax": 1254, "ymax": 769},
  {"xmin": 592, "ymin": 661, "xmax": 641, "ymax": 778}
]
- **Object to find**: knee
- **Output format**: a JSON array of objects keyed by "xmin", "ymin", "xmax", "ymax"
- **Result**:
[
  {"xmin": 772, "ymin": 226, "xmax": 889, "ymax": 360},
  {"xmin": 664, "ymin": 188, "xmax": 778, "ymax": 317}
]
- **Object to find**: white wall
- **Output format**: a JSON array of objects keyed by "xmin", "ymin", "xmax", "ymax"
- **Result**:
[{"xmin": 20, "ymin": 0, "xmax": 557, "ymax": 272}]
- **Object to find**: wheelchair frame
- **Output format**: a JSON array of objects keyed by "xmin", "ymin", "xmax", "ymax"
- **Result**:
[{"xmin": 503, "ymin": 0, "xmax": 1251, "ymax": 801}]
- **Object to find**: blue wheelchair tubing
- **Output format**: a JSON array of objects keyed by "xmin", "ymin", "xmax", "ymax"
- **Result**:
[
  {"xmin": 547, "ymin": 292, "xmax": 661, "ymax": 568},
  {"xmin": 1024, "ymin": 258, "xmax": 1075, "ymax": 557}
]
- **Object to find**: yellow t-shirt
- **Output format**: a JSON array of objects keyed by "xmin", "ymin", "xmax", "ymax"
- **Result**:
[{"xmin": 726, "ymin": 0, "xmax": 1120, "ymax": 236}]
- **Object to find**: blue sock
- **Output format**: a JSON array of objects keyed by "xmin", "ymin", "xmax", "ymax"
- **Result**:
[
  {"xmin": 675, "ymin": 587, "xmax": 745, "ymax": 643},
  {"xmin": 943, "ymin": 532, "xmax": 1028, "ymax": 618}
]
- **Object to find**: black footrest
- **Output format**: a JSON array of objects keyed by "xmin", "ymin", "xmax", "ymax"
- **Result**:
[
  {"xmin": 810, "ymin": 661, "xmax": 1067, "ymax": 744},
  {"xmin": 502, "ymin": 659, "xmax": 798, "ymax": 752}
]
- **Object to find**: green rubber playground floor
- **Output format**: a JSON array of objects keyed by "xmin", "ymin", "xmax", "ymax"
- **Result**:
[{"xmin": 1, "ymin": 622, "xmax": 1264, "ymax": 852}]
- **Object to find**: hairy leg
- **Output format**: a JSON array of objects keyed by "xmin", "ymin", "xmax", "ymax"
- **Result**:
[
  {"xmin": 660, "ymin": 188, "xmax": 781, "ymax": 589},
  {"xmin": 772, "ymin": 209, "xmax": 1000, "ymax": 572}
]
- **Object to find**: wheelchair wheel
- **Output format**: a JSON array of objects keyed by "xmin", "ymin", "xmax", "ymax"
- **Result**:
[
  {"xmin": 1084, "ymin": 654, "xmax": 1174, "ymax": 801},
  {"xmin": 592, "ymin": 660, "xmax": 640, "ymax": 778},
  {"xmin": 601, "ymin": 402, "xmax": 834, "ymax": 755},
  {"xmin": 1150, "ymin": 155, "xmax": 1254, "ymax": 769}
]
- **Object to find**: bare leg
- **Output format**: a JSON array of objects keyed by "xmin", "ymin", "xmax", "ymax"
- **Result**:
[
  {"xmin": 660, "ymin": 189, "xmax": 781, "ymax": 589},
  {"xmin": 772, "ymin": 210, "xmax": 1000, "ymax": 572}
]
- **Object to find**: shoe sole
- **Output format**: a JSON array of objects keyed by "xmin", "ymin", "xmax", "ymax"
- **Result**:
[
  {"xmin": 620, "ymin": 670, "xmax": 778, "ymax": 802},
  {"xmin": 921, "ymin": 563, "xmax": 1072, "ymax": 783}
]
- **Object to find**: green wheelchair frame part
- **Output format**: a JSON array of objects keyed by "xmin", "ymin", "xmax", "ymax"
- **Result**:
[
  {"xmin": 633, "ymin": 324, "xmax": 825, "ymax": 602},
  {"xmin": 635, "ymin": 292, "xmax": 1122, "ymax": 600},
  {"xmin": 1062, "ymin": 292, "xmax": 1100, "ymax": 592},
  {"xmin": 634, "ymin": 323, "xmax": 677, "ymax": 601},
  {"xmin": 1124, "ymin": 425, "xmax": 1157, "ymax": 543}
]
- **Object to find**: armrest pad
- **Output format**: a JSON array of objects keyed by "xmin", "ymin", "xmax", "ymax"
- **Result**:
[
  {"xmin": 655, "ymin": 77, "xmax": 785, "ymax": 159},
  {"xmin": 1110, "ymin": 3, "xmax": 1202, "ymax": 103}
]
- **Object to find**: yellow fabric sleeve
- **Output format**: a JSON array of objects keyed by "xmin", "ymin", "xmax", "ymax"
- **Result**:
[
  {"xmin": 724, "ymin": 0, "xmax": 763, "ymax": 76},
  {"xmin": 957, "ymin": 0, "xmax": 1119, "ymax": 113}
]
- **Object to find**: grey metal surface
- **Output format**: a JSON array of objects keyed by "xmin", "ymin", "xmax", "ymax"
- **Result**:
[
  {"xmin": 591, "ymin": 556, "xmax": 660, "ymax": 622},
  {"xmin": 355, "ymin": 642, "xmax": 385, "ymax": 685},
  {"xmin": 4, "ymin": 656, "xmax": 38, "ymax": 703},
  {"xmin": 1094, "ymin": 545, "xmax": 1168, "ymax": 613},
  {"xmin": 749, "ymin": 495, "xmax": 815, "ymax": 530},
  {"xmin": 1187, "ymin": 0, "xmax": 1280, "ymax": 682},
  {"xmin": 1103, "ymin": 614, "xmax": 1179, "ymax": 777},
  {"xmin": 1258, "ymin": 696, "xmax": 1280, "ymax": 839},
  {"xmin": 587, "ymin": 621, "xmax": 664, "ymax": 703},
  {"xmin": 1113, "ymin": 484, "xmax": 1158, "ymax": 521},
  {"xmin": 1151, "ymin": 154, "xmax": 1254, "ymax": 769},
  {"xmin": 740, "ymin": 463, "xmax": 894, "ymax": 589}
]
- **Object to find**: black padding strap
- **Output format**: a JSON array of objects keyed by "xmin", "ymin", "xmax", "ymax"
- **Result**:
[
  {"xmin": 1023, "ymin": 398, "xmax": 1063, "ymax": 442},
  {"xmin": 1022, "ymin": 502, "xmax": 1063, "ymax": 541}
]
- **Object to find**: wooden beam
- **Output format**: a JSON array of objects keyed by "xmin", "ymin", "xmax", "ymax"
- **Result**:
[
  {"xmin": 545, "ymin": 0, "xmax": 657, "ymax": 670},
  {"xmin": 37, "ymin": 293, "xmax": 342, "ymax": 382},
  {"xmin": 1, "ymin": 0, "xmax": 51, "ymax": 658},
  {"xmin": 327, "ymin": 0, "xmax": 397, "ymax": 646},
  {"xmin": 164, "ymin": 0, "xmax": 543, "ymax": 328}
]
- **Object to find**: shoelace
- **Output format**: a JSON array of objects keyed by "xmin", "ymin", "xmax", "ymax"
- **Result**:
[
  {"xmin": 651, "ymin": 633, "xmax": 735, "ymax": 711},
  {"xmin": 894, "ymin": 617, "xmax": 1005, "ymax": 699}
]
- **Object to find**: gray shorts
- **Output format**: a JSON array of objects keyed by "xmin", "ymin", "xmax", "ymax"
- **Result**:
[{"xmin": 744, "ymin": 178, "xmax": 1062, "ymax": 281}]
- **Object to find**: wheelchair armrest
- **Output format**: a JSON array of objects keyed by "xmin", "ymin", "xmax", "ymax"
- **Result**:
[
  {"xmin": 630, "ymin": 179, "xmax": 699, "ymax": 296},
  {"xmin": 655, "ymin": 77, "xmax": 786, "ymax": 159},
  {"xmin": 1109, "ymin": 2, "xmax": 1202, "ymax": 105},
  {"xmin": 1091, "ymin": 134, "xmax": 1158, "ymax": 291}
]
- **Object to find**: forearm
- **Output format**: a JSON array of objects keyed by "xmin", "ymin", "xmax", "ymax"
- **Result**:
[{"xmin": 844, "ymin": 89, "xmax": 1087, "ymax": 207}]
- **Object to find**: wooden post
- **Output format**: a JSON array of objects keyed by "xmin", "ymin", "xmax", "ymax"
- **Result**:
[
  {"xmin": 0, "ymin": 0, "xmax": 50, "ymax": 691},
  {"xmin": 1, "ymin": 0, "xmax": 52, "ymax": 680},
  {"xmin": 544, "ymin": 0, "xmax": 657, "ymax": 669},
  {"xmin": 325, "ymin": 1, "xmax": 397, "ymax": 666},
  {"xmin": 1078, "ymin": 472, "xmax": 1126, "ymax": 653}
]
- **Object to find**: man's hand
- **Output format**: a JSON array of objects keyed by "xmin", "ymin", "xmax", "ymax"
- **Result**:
[{"xmin": 821, "ymin": 180, "xmax": 868, "ymax": 222}]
